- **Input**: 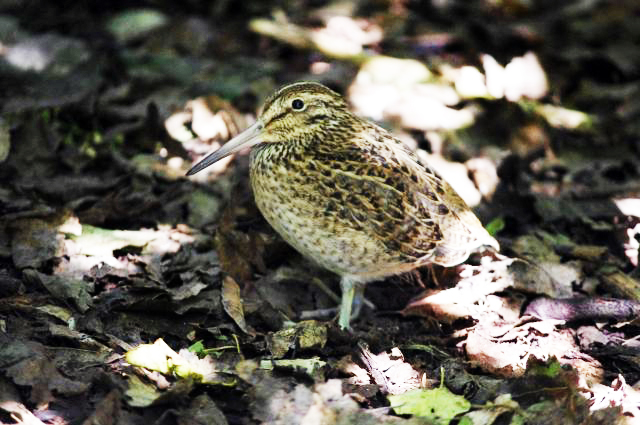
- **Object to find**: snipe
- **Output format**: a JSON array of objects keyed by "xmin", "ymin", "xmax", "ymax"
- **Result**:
[{"xmin": 187, "ymin": 82, "xmax": 499, "ymax": 329}]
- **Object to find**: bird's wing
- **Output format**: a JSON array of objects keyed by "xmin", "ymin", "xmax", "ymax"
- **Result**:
[{"xmin": 355, "ymin": 123, "xmax": 497, "ymax": 266}]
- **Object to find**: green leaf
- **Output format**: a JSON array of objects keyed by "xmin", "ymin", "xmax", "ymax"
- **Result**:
[
  {"xmin": 189, "ymin": 340, "xmax": 206, "ymax": 355},
  {"xmin": 528, "ymin": 357, "xmax": 563, "ymax": 379},
  {"xmin": 485, "ymin": 216, "xmax": 505, "ymax": 237},
  {"xmin": 106, "ymin": 9, "xmax": 168, "ymax": 43},
  {"xmin": 388, "ymin": 386, "xmax": 471, "ymax": 424}
]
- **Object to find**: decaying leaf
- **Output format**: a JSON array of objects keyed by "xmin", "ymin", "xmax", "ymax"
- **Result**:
[
  {"xmin": 22, "ymin": 269, "xmax": 92, "ymax": 313},
  {"xmin": 125, "ymin": 375, "xmax": 163, "ymax": 408},
  {"xmin": 9, "ymin": 216, "xmax": 66, "ymax": 269},
  {"xmin": 259, "ymin": 357, "xmax": 326, "ymax": 379},
  {"xmin": 221, "ymin": 275, "xmax": 252, "ymax": 335},
  {"xmin": 358, "ymin": 342, "xmax": 421, "ymax": 395},
  {"xmin": 267, "ymin": 320, "xmax": 328, "ymax": 359}
]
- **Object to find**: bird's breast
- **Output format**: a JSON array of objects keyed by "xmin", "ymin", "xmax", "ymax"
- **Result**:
[{"xmin": 249, "ymin": 145, "xmax": 403, "ymax": 278}]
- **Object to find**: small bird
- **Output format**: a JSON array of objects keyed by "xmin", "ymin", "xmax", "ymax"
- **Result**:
[{"xmin": 187, "ymin": 82, "xmax": 498, "ymax": 329}]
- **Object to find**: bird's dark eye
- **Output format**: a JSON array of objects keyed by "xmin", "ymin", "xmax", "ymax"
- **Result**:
[{"xmin": 291, "ymin": 99, "xmax": 305, "ymax": 110}]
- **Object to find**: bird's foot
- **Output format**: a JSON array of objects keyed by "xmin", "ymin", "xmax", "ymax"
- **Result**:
[{"xmin": 338, "ymin": 277, "xmax": 368, "ymax": 330}]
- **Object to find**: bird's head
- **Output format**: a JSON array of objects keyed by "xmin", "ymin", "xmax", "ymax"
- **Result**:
[{"xmin": 187, "ymin": 82, "xmax": 349, "ymax": 176}]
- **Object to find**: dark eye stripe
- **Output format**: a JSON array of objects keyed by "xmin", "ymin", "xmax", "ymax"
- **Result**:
[{"xmin": 265, "ymin": 110, "xmax": 288, "ymax": 126}]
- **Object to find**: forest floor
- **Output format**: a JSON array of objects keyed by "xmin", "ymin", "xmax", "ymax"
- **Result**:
[{"xmin": 1, "ymin": 1, "xmax": 640, "ymax": 424}]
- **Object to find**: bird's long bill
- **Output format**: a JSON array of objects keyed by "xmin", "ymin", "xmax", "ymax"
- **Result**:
[{"xmin": 186, "ymin": 120, "xmax": 264, "ymax": 176}]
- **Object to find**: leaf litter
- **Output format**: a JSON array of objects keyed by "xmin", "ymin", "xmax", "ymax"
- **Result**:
[{"xmin": 1, "ymin": 1, "xmax": 640, "ymax": 424}]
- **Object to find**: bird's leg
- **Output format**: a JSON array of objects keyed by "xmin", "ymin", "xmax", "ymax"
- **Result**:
[
  {"xmin": 338, "ymin": 277, "xmax": 366, "ymax": 330},
  {"xmin": 300, "ymin": 277, "xmax": 374, "ymax": 326}
]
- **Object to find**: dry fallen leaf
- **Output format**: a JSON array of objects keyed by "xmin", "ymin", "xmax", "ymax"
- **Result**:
[{"xmin": 221, "ymin": 275, "xmax": 253, "ymax": 335}]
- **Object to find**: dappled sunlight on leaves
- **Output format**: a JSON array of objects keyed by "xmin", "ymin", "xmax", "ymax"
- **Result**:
[
  {"xmin": 125, "ymin": 338, "xmax": 237, "ymax": 386},
  {"xmin": 166, "ymin": 95, "xmax": 248, "ymax": 179},
  {"xmin": 357, "ymin": 343, "xmax": 422, "ymax": 395},
  {"xmin": 590, "ymin": 375, "xmax": 640, "ymax": 416},
  {"xmin": 2, "ymin": 33, "xmax": 89, "ymax": 73},
  {"xmin": 348, "ymin": 56, "xmax": 480, "ymax": 131},
  {"xmin": 535, "ymin": 104, "xmax": 594, "ymax": 130},
  {"xmin": 2, "ymin": 0, "xmax": 640, "ymax": 423},
  {"xmin": 250, "ymin": 11, "xmax": 381, "ymax": 61},
  {"xmin": 417, "ymin": 152, "xmax": 483, "ymax": 207},
  {"xmin": 68, "ymin": 225, "xmax": 158, "ymax": 257}
]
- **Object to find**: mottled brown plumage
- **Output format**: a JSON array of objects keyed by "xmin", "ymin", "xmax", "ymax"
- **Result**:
[{"xmin": 187, "ymin": 82, "xmax": 499, "ymax": 329}]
